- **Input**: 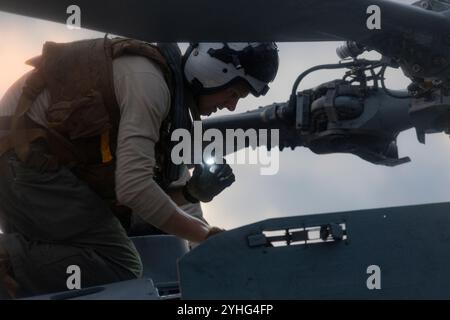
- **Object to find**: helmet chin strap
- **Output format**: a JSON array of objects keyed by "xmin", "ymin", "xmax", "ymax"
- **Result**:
[{"xmin": 189, "ymin": 77, "xmax": 206, "ymax": 95}]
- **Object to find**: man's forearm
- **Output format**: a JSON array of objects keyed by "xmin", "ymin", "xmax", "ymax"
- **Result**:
[{"xmin": 166, "ymin": 187, "xmax": 191, "ymax": 206}]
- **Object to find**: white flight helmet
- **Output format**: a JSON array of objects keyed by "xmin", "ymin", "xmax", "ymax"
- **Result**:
[{"xmin": 183, "ymin": 42, "xmax": 279, "ymax": 97}]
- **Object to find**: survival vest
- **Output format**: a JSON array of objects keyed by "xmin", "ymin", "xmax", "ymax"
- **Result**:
[{"xmin": 0, "ymin": 37, "xmax": 189, "ymax": 199}]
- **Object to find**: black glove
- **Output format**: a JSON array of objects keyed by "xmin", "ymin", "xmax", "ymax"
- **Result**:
[{"xmin": 183, "ymin": 160, "xmax": 235, "ymax": 203}]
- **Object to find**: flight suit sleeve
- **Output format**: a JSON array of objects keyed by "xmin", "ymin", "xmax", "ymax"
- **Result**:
[
  {"xmin": 114, "ymin": 57, "xmax": 181, "ymax": 228},
  {"xmin": 168, "ymin": 165, "xmax": 206, "ymax": 223}
]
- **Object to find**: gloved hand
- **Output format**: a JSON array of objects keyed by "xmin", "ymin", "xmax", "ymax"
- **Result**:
[{"xmin": 183, "ymin": 160, "xmax": 235, "ymax": 203}]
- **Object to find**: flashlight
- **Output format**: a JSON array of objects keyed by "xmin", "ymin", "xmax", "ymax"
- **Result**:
[{"xmin": 204, "ymin": 157, "xmax": 216, "ymax": 166}]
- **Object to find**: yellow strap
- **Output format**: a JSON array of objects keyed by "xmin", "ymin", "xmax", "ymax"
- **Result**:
[{"xmin": 100, "ymin": 130, "xmax": 113, "ymax": 163}]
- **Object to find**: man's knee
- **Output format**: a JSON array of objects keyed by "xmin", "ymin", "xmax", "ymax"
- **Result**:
[{"xmin": 0, "ymin": 233, "xmax": 139, "ymax": 297}]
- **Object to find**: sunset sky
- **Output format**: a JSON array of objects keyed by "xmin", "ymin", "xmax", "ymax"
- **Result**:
[{"xmin": 2, "ymin": 0, "xmax": 450, "ymax": 232}]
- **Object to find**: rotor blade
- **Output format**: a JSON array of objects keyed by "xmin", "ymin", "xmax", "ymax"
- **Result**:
[{"xmin": 0, "ymin": 0, "xmax": 449, "ymax": 42}]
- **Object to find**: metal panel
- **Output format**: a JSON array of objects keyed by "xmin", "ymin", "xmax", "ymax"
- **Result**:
[
  {"xmin": 179, "ymin": 202, "xmax": 450, "ymax": 299},
  {"xmin": 25, "ymin": 278, "xmax": 160, "ymax": 300},
  {"xmin": 131, "ymin": 235, "xmax": 189, "ymax": 284}
]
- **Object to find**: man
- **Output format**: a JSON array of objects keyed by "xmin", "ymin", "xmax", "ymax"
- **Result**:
[{"xmin": 0, "ymin": 39, "xmax": 279, "ymax": 297}]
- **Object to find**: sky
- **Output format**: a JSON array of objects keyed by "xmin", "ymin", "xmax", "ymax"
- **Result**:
[{"xmin": 2, "ymin": 0, "xmax": 450, "ymax": 231}]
